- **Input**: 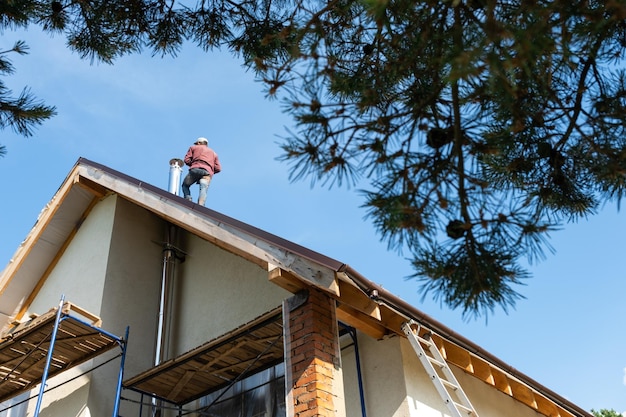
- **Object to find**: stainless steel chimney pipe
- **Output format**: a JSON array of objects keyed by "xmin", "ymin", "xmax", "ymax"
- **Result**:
[
  {"xmin": 150, "ymin": 160, "xmax": 186, "ymax": 416},
  {"xmin": 168, "ymin": 158, "xmax": 184, "ymax": 195}
]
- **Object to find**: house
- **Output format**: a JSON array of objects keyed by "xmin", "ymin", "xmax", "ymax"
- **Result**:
[{"xmin": 0, "ymin": 158, "xmax": 592, "ymax": 417}]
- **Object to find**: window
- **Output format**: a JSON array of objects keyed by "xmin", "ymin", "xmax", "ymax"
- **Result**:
[
  {"xmin": 0, "ymin": 393, "xmax": 28, "ymax": 417},
  {"xmin": 198, "ymin": 363, "xmax": 285, "ymax": 417}
]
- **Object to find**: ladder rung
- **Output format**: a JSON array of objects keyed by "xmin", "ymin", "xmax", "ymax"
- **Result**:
[
  {"xmin": 417, "ymin": 335, "xmax": 433, "ymax": 346},
  {"xmin": 403, "ymin": 322, "xmax": 480, "ymax": 417},
  {"xmin": 452, "ymin": 401, "xmax": 474, "ymax": 414},
  {"xmin": 441, "ymin": 379, "xmax": 460, "ymax": 390},
  {"xmin": 427, "ymin": 356, "xmax": 445, "ymax": 368}
]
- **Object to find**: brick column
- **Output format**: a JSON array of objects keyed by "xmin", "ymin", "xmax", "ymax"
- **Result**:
[{"xmin": 283, "ymin": 289, "xmax": 343, "ymax": 417}]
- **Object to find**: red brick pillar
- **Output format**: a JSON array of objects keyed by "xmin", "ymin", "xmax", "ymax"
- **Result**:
[{"xmin": 283, "ymin": 289, "xmax": 343, "ymax": 417}]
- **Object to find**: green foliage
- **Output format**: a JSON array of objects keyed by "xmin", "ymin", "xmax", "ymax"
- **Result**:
[
  {"xmin": 269, "ymin": 0, "xmax": 626, "ymax": 317},
  {"xmin": 0, "ymin": 39, "xmax": 56, "ymax": 141},
  {"xmin": 3, "ymin": 0, "xmax": 626, "ymax": 318},
  {"xmin": 592, "ymin": 409, "xmax": 623, "ymax": 417}
]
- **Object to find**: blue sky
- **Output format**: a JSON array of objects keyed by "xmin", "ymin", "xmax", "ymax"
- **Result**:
[{"xmin": 1, "ymin": 27, "xmax": 625, "ymax": 414}]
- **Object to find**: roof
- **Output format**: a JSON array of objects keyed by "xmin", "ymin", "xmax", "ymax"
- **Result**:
[{"xmin": 0, "ymin": 158, "xmax": 592, "ymax": 417}]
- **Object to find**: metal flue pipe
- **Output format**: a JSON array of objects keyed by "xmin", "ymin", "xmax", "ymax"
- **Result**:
[
  {"xmin": 155, "ymin": 226, "xmax": 177, "ymax": 366},
  {"xmin": 168, "ymin": 158, "xmax": 184, "ymax": 196},
  {"xmin": 156, "ymin": 158, "xmax": 184, "ymax": 365},
  {"xmin": 152, "ymin": 159, "xmax": 186, "ymax": 416}
]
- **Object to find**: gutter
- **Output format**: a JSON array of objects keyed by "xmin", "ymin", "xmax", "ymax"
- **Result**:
[{"xmin": 341, "ymin": 264, "xmax": 593, "ymax": 417}]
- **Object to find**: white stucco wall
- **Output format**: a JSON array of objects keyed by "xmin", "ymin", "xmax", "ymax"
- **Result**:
[
  {"xmin": 23, "ymin": 195, "xmax": 166, "ymax": 417},
  {"xmin": 171, "ymin": 232, "xmax": 292, "ymax": 355},
  {"xmin": 24, "ymin": 195, "xmax": 117, "ymax": 417},
  {"xmin": 88, "ymin": 196, "xmax": 165, "ymax": 417},
  {"xmin": 341, "ymin": 329, "xmax": 546, "ymax": 417},
  {"xmin": 342, "ymin": 332, "xmax": 413, "ymax": 417},
  {"xmin": 27, "ymin": 194, "xmax": 116, "ymax": 317}
]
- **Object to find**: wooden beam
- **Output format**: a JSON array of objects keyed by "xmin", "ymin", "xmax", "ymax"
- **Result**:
[
  {"xmin": 336, "ymin": 280, "xmax": 381, "ymax": 321},
  {"xmin": 75, "ymin": 176, "xmax": 108, "ymax": 198},
  {"xmin": 439, "ymin": 339, "xmax": 473, "ymax": 372},
  {"xmin": 378, "ymin": 304, "xmax": 409, "ymax": 336},
  {"xmin": 270, "ymin": 267, "xmax": 389, "ymax": 340},
  {"xmin": 0, "ymin": 170, "xmax": 81, "ymax": 299},
  {"xmin": 63, "ymin": 302, "xmax": 102, "ymax": 327},
  {"xmin": 468, "ymin": 355, "xmax": 494, "ymax": 385},
  {"xmin": 492, "ymin": 368, "xmax": 513, "ymax": 396},
  {"xmin": 336, "ymin": 304, "xmax": 386, "ymax": 340},
  {"xmin": 535, "ymin": 394, "xmax": 564, "ymax": 417},
  {"xmin": 510, "ymin": 378, "xmax": 539, "ymax": 410},
  {"xmin": 268, "ymin": 268, "xmax": 307, "ymax": 294}
]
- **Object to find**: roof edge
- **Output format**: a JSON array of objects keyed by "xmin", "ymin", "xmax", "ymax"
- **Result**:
[
  {"xmin": 341, "ymin": 264, "xmax": 592, "ymax": 417},
  {"xmin": 76, "ymin": 157, "xmax": 345, "ymax": 271}
]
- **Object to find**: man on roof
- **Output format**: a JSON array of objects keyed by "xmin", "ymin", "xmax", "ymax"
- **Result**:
[{"xmin": 182, "ymin": 137, "xmax": 221, "ymax": 206}]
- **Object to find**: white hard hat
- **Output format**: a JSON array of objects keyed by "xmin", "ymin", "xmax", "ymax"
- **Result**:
[{"xmin": 196, "ymin": 137, "xmax": 208, "ymax": 144}]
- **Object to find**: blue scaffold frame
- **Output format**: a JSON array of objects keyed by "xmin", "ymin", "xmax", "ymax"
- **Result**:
[{"xmin": 31, "ymin": 295, "xmax": 129, "ymax": 417}]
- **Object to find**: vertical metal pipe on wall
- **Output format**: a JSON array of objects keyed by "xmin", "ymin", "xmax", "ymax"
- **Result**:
[
  {"xmin": 152, "ymin": 160, "xmax": 185, "ymax": 416},
  {"xmin": 156, "ymin": 158, "xmax": 185, "ymax": 366},
  {"xmin": 350, "ymin": 328, "xmax": 367, "ymax": 417},
  {"xmin": 340, "ymin": 324, "xmax": 367, "ymax": 417},
  {"xmin": 155, "ymin": 225, "xmax": 178, "ymax": 365}
]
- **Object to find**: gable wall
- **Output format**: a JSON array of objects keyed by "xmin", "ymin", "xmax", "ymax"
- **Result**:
[
  {"xmin": 89, "ymin": 196, "xmax": 166, "ymax": 417},
  {"xmin": 23, "ymin": 195, "xmax": 171, "ymax": 417},
  {"xmin": 171, "ymin": 231, "xmax": 292, "ymax": 355},
  {"xmin": 24, "ymin": 195, "xmax": 117, "ymax": 417},
  {"xmin": 27, "ymin": 195, "xmax": 117, "ymax": 318}
]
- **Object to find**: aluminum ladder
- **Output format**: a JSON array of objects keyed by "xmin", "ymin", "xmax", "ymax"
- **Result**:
[{"xmin": 401, "ymin": 320, "xmax": 480, "ymax": 417}]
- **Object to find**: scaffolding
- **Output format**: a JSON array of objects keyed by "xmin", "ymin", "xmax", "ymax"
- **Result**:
[
  {"xmin": 0, "ymin": 300, "xmax": 288, "ymax": 417},
  {"xmin": 0, "ymin": 297, "xmax": 128, "ymax": 417}
]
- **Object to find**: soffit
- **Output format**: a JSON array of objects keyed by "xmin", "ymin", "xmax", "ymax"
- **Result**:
[
  {"xmin": 123, "ymin": 307, "xmax": 283, "ymax": 406},
  {"xmin": 0, "ymin": 176, "xmax": 96, "ymax": 321},
  {"xmin": 0, "ymin": 302, "xmax": 121, "ymax": 403}
]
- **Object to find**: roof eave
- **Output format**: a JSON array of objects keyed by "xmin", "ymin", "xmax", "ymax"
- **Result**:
[{"xmin": 341, "ymin": 264, "xmax": 593, "ymax": 417}]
